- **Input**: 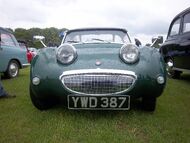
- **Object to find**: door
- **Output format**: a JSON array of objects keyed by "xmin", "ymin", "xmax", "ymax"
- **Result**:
[
  {"xmin": 161, "ymin": 17, "xmax": 181, "ymax": 67},
  {"xmin": 178, "ymin": 12, "xmax": 190, "ymax": 70},
  {"xmin": 0, "ymin": 32, "xmax": 18, "ymax": 72}
]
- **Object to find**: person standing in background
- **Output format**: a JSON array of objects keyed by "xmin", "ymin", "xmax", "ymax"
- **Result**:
[{"xmin": 0, "ymin": 78, "xmax": 16, "ymax": 98}]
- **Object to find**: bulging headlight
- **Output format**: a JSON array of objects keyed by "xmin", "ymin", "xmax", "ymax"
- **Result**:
[
  {"xmin": 120, "ymin": 44, "xmax": 139, "ymax": 64},
  {"xmin": 56, "ymin": 44, "xmax": 77, "ymax": 64}
]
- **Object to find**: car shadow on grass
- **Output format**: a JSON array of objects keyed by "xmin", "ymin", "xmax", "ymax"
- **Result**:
[
  {"xmin": 49, "ymin": 98, "xmax": 153, "ymax": 119},
  {"xmin": 0, "ymin": 74, "xmax": 28, "ymax": 81},
  {"xmin": 179, "ymin": 73, "xmax": 190, "ymax": 83}
]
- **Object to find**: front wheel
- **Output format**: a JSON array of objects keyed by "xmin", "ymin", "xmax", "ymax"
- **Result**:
[
  {"xmin": 142, "ymin": 97, "xmax": 156, "ymax": 111},
  {"xmin": 30, "ymin": 85, "xmax": 57, "ymax": 110},
  {"xmin": 5, "ymin": 60, "xmax": 19, "ymax": 78}
]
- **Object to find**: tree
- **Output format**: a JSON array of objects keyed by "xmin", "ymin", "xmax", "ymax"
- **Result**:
[{"xmin": 13, "ymin": 27, "xmax": 68, "ymax": 48}]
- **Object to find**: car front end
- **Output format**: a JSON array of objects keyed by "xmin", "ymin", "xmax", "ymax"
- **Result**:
[{"xmin": 30, "ymin": 28, "xmax": 166, "ymax": 111}]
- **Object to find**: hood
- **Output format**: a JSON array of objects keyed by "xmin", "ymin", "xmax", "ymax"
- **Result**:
[{"xmin": 67, "ymin": 43, "xmax": 125, "ymax": 69}]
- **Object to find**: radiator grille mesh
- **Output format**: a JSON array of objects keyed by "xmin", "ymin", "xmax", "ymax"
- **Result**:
[{"xmin": 62, "ymin": 73, "xmax": 136, "ymax": 95}]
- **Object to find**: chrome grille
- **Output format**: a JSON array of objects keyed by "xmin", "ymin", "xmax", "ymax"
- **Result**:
[{"xmin": 60, "ymin": 69, "xmax": 136, "ymax": 95}]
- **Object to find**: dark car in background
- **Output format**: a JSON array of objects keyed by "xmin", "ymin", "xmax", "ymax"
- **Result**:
[
  {"xmin": 160, "ymin": 7, "xmax": 190, "ymax": 78},
  {"xmin": 0, "ymin": 27, "xmax": 29, "ymax": 78}
]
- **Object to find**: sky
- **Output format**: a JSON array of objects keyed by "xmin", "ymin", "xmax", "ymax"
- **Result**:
[{"xmin": 0, "ymin": 0, "xmax": 190, "ymax": 44}]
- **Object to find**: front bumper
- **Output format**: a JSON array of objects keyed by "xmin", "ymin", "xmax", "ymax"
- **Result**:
[{"xmin": 31, "ymin": 65, "xmax": 166, "ymax": 100}]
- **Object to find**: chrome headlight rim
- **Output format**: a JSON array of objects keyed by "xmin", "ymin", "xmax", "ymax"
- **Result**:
[
  {"xmin": 119, "ymin": 44, "xmax": 139, "ymax": 64},
  {"xmin": 56, "ymin": 44, "xmax": 77, "ymax": 65}
]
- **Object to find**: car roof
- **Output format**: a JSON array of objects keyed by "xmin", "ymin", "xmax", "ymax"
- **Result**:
[
  {"xmin": 173, "ymin": 7, "xmax": 190, "ymax": 19},
  {"xmin": 0, "ymin": 27, "xmax": 12, "ymax": 34},
  {"xmin": 66, "ymin": 28, "xmax": 128, "ymax": 33}
]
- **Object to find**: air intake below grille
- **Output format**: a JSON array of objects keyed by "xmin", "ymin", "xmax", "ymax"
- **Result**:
[{"xmin": 60, "ymin": 69, "xmax": 137, "ymax": 95}]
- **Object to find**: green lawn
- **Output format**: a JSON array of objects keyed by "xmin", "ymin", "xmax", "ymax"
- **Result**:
[{"xmin": 0, "ymin": 68, "xmax": 190, "ymax": 143}]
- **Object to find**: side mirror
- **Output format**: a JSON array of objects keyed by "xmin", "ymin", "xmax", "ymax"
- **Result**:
[
  {"xmin": 151, "ymin": 36, "xmax": 163, "ymax": 48},
  {"xmin": 59, "ymin": 31, "xmax": 65, "ymax": 38},
  {"xmin": 33, "ymin": 35, "xmax": 47, "ymax": 47},
  {"xmin": 134, "ymin": 38, "xmax": 142, "ymax": 47},
  {"xmin": 152, "ymin": 36, "xmax": 163, "ymax": 44}
]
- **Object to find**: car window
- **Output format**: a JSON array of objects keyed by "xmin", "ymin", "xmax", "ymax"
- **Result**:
[
  {"xmin": 81, "ymin": 34, "xmax": 113, "ymax": 43},
  {"xmin": 183, "ymin": 12, "xmax": 190, "ymax": 33},
  {"xmin": 0, "ymin": 33, "xmax": 16, "ymax": 46},
  {"xmin": 169, "ymin": 18, "xmax": 181, "ymax": 36},
  {"xmin": 18, "ymin": 42, "xmax": 27, "ymax": 49}
]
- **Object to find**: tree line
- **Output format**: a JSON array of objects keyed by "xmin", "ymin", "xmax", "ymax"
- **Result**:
[{"xmin": 8, "ymin": 27, "xmax": 67, "ymax": 48}]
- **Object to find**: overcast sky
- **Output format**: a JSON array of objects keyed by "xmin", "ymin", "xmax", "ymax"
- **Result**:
[{"xmin": 0, "ymin": 0, "xmax": 190, "ymax": 44}]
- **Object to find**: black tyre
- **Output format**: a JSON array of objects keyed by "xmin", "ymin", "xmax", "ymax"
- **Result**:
[
  {"xmin": 5, "ymin": 60, "xmax": 19, "ymax": 78},
  {"xmin": 166, "ymin": 58, "xmax": 181, "ymax": 79},
  {"xmin": 142, "ymin": 97, "xmax": 156, "ymax": 112},
  {"xmin": 30, "ymin": 85, "xmax": 57, "ymax": 110}
]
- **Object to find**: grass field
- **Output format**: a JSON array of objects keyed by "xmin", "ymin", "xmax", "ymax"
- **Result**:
[{"xmin": 0, "ymin": 67, "xmax": 190, "ymax": 143}]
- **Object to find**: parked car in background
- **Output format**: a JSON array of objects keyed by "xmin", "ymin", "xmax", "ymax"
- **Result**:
[
  {"xmin": 28, "ymin": 47, "xmax": 38, "ymax": 56},
  {"xmin": 0, "ymin": 27, "xmax": 30, "ymax": 78},
  {"xmin": 160, "ymin": 7, "xmax": 190, "ymax": 78},
  {"xmin": 30, "ymin": 28, "xmax": 166, "ymax": 112},
  {"xmin": 18, "ymin": 40, "xmax": 34, "ymax": 63}
]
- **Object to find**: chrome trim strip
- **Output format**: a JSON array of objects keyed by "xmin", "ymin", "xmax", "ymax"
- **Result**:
[
  {"xmin": 60, "ymin": 69, "xmax": 136, "ymax": 78},
  {"xmin": 59, "ymin": 69, "xmax": 137, "ymax": 96},
  {"xmin": 173, "ymin": 67, "xmax": 190, "ymax": 73},
  {"xmin": 22, "ymin": 63, "xmax": 30, "ymax": 67}
]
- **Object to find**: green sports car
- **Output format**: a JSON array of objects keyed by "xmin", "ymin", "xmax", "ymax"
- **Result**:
[{"xmin": 30, "ymin": 28, "xmax": 166, "ymax": 111}]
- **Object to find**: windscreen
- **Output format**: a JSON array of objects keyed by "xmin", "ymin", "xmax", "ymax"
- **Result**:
[{"xmin": 64, "ymin": 29, "xmax": 130, "ymax": 44}]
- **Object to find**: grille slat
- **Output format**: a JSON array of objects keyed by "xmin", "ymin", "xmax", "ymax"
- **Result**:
[{"xmin": 61, "ymin": 71, "xmax": 136, "ymax": 95}]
